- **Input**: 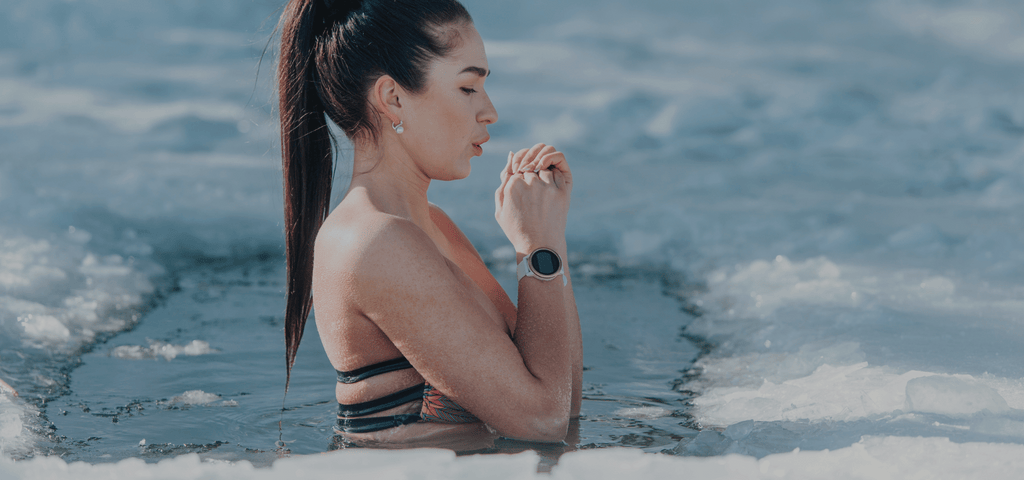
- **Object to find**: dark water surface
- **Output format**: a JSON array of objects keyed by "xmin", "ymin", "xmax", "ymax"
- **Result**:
[{"xmin": 44, "ymin": 257, "xmax": 700, "ymax": 464}]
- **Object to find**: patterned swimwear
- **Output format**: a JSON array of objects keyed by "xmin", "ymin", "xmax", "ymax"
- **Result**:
[{"xmin": 334, "ymin": 357, "xmax": 479, "ymax": 433}]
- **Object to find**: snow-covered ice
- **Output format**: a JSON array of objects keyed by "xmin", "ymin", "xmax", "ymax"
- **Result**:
[{"xmin": 2, "ymin": 0, "xmax": 1024, "ymax": 476}]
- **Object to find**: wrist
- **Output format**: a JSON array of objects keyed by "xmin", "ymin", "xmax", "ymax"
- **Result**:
[
  {"xmin": 514, "ymin": 240, "xmax": 567, "ymax": 264},
  {"xmin": 517, "ymin": 247, "xmax": 568, "ymax": 286}
]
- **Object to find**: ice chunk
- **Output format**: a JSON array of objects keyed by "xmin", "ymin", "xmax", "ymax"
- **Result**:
[
  {"xmin": 0, "ymin": 238, "xmax": 66, "ymax": 289},
  {"xmin": 18, "ymin": 313, "xmax": 70, "ymax": 343},
  {"xmin": 557, "ymin": 447, "xmax": 759, "ymax": 479},
  {"xmin": 906, "ymin": 376, "xmax": 1011, "ymax": 417},
  {"xmin": 0, "ymin": 399, "xmax": 23, "ymax": 442},
  {"xmin": 167, "ymin": 390, "xmax": 221, "ymax": 406},
  {"xmin": 614, "ymin": 406, "xmax": 671, "ymax": 419},
  {"xmin": 701, "ymin": 256, "xmax": 858, "ymax": 318},
  {"xmin": 0, "ymin": 394, "xmax": 34, "ymax": 457},
  {"xmin": 110, "ymin": 339, "xmax": 215, "ymax": 361},
  {"xmin": 673, "ymin": 430, "xmax": 733, "ymax": 456},
  {"xmin": 80, "ymin": 254, "xmax": 132, "ymax": 278},
  {"xmin": 0, "ymin": 379, "xmax": 14, "ymax": 398},
  {"xmin": 762, "ymin": 436, "xmax": 1024, "ymax": 479},
  {"xmin": 694, "ymin": 361, "xmax": 936, "ymax": 425}
]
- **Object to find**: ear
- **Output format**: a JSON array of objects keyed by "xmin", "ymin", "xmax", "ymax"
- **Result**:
[{"xmin": 371, "ymin": 75, "xmax": 404, "ymax": 127}]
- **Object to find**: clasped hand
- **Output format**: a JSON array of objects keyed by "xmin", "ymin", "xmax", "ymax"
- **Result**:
[{"xmin": 494, "ymin": 144, "xmax": 572, "ymax": 253}]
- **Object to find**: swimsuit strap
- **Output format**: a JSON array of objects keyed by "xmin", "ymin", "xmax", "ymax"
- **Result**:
[
  {"xmin": 335, "ymin": 414, "xmax": 422, "ymax": 434},
  {"xmin": 336, "ymin": 357, "xmax": 414, "ymax": 384},
  {"xmin": 337, "ymin": 383, "xmax": 426, "ymax": 417}
]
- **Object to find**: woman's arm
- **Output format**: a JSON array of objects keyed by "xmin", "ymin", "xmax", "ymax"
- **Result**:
[
  {"xmin": 501, "ymin": 144, "xmax": 582, "ymax": 418},
  {"xmin": 342, "ymin": 218, "xmax": 572, "ymax": 441},
  {"xmin": 328, "ymin": 145, "xmax": 577, "ymax": 442},
  {"xmin": 430, "ymin": 202, "xmax": 582, "ymax": 418}
]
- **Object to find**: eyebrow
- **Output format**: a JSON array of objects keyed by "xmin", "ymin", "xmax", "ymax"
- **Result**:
[{"xmin": 460, "ymin": 66, "xmax": 490, "ymax": 77}]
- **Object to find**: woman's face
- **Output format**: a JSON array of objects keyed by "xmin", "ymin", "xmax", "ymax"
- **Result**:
[{"xmin": 399, "ymin": 23, "xmax": 497, "ymax": 181}]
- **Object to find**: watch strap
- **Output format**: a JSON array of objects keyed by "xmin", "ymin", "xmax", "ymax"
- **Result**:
[{"xmin": 517, "ymin": 251, "xmax": 568, "ymax": 286}]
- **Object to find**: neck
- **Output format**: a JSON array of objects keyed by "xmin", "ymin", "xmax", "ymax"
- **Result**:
[{"xmin": 347, "ymin": 135, "xmax": 434, "ymax": 232}]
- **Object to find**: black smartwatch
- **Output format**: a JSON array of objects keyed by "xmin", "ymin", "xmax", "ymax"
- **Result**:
[{"xmin": 517, "ymin": 248, "xmax": 566, "ymax": 285}]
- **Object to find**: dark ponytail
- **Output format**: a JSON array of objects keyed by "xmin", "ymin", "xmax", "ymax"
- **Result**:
[{"xmin": 278, "ymin": 0, "xmax": 472, "ymax": 390}]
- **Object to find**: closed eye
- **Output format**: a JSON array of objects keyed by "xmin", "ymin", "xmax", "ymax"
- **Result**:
[{"xmin": 461, "ymin": 87, "xmax": 477, "ymax": 94}]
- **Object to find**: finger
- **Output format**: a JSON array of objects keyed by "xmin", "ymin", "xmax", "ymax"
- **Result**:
[
  {"xmin": 510, "ymin": 147, "xmax": 531, "ymax": 174},
  {"xmin": 506, "ymin": 151, "xmax": 516, "ymax": 176},
  {"xmin": 503, "ymin": 171, "xmax": 523, "ymax": 202},
  {"xmin": 498, "ymin": 152, "xmax": 512, "ymax": 196},
  {"xmin": 516, "ymin": 143, "xmax": 549, "ymax": 173},
  {"xmin": 494, "ymin": 182, "xmax": 502, "ymax": 218},
  {"xmin": 532, "ymin": 146, "xmax": 560, "ymax": 173},
  {"xmin": 537, "ymin": 168, "xmax": 556, "ymax": 185},
  {"xmin": 513, "ymin": 145, "xmax": 543, "ymax": 173},
  {"xmin": 553, "ymin": 168, "xmax": 572, "ymax": 194},
  {"xmin": 519, "ymin": 144, "xmax": 556, "ymax": 173},
  {"xmin": 535, "ymin": 151, "xmax": 568, "ymax": 174},
  {"xmin": 496, "ymin": 152, "xmax": 515, "ymax": 212},
  {"xmin": 551, "ymin": 168, "xmax": 565, "ymax": 190},
  {"xmin": 521, "ymin": 170, "xmax": 539, "ymax": 186}
]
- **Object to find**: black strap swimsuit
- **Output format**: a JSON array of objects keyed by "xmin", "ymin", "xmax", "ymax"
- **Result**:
[
  {"xmin": 335, "ymin": 356, "xmax": 480, "ymax": 434},
  {"xmin": 335, "ymin": 357, "xmax": 424, "ymax": 433}
]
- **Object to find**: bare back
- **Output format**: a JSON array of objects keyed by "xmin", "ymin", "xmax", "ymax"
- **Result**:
[{"xmin": 312, "ymin": 190, "xmax": 516, "ymax": 434}]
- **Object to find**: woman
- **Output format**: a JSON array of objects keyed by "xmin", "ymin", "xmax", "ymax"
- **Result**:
[{"xmin": 278, "ymin": 0, "xmax": 581, "ymax": 446}]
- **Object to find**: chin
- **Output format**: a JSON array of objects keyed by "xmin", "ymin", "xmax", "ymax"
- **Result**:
[
  {"xmin": 434, "ymin": 165, "xmax": 471, "ymax": 182},
  {"xmin": 450, "ymin": 164, "xmax": 472, "ymax": 180},
  {"xmin": 449, "ymin": 158, "xmax": 473, "ymax": 180}
]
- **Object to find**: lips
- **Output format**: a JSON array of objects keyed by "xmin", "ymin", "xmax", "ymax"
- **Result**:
[{"xmin": 471, "ymin": 134, "xmax": 490, "ymax": 149}]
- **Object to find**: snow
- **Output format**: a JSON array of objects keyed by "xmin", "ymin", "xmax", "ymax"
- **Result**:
[
  {"xmin": 4, "ymin": 437, "xmax": 1024, "ymax": 479},
  {"xmin": 2, "ymin": 0, "xmax": 1024, "ymax": 475},
  {"xmin": 905, "ymin": 375, "xmax": 1012, "ymax": 417}
]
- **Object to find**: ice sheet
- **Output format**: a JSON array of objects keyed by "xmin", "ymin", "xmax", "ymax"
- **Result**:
[{"xmin": 2, "ymin": 0, "xmax": 1024, "ymax": 475}]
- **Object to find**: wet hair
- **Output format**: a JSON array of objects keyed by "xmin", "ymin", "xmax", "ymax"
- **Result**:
[{"xmin": 278, "ymin": 0, "xmax": 472, "ymax": 389}]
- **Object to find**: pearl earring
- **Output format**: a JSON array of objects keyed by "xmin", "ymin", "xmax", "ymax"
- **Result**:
[{"xmin": 392, "ymin": 120, "xmax": 404, "ymax": 134}]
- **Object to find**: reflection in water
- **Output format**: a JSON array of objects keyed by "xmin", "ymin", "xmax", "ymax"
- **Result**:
[{"xmin": 328, "ymin": 419, "xmax": 582, "ymax": 473}]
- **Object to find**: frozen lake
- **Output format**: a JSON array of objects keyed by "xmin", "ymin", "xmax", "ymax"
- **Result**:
[{"xmin": 3, "ymin": 0, "xmax": 1024, "ymax": 477}]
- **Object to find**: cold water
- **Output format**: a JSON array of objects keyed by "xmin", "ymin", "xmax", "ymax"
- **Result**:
[
  {"xmin": 4, "ymin": 0, "xmax": 1024, "ymax": 478},
  {"xmin": 42, "ymin": 258, "xmax": 700, "ymax": 464}
]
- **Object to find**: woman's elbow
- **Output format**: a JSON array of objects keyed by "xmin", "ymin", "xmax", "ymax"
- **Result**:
[
  {"xmin": 532, "ymin": 414, "xmax": 570, "ymax": 442},
  {"xmin": 499, "ymin": 409, "xmax": 569, "ymax": 442},
  {"xmin": 488, "ymin": 382, "xmax": 572, "ymax": 441}
]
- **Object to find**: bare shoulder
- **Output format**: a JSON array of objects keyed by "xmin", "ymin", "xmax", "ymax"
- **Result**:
[
  {"xmin": 315, "ymin": 207, "xmax": 439, "ymax": 284},
  {"xmin": 428, "ymin": 202, "xmax": 484, "ymax": 262}
]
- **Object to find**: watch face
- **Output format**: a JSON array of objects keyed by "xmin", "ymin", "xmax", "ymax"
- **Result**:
[{"xmin": 530, "ymin": 249, "xmax": 561, "ymax": 276}]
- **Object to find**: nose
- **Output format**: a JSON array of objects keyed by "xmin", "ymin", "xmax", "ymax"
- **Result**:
[{"xmin": 478, "ymin": 92, "xmax": 498, "ymax": 125}]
